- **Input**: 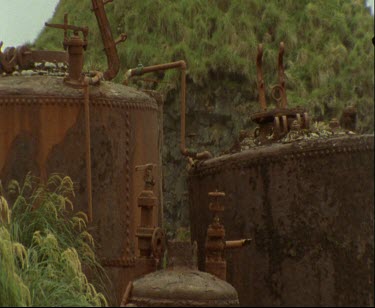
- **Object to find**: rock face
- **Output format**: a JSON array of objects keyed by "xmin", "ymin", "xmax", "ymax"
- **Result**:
[
  {"xmin": 188, "ymin": 134, "xmax": 374, "ymax": 306},
  {"xmin": 162, "ymin": 82, "xmax": 258, "ymax": 236}
]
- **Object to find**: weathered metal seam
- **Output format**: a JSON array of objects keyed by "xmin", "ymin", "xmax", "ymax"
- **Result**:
[
  {"xmin": 124, "ymin": 110, "xmax": 135, "ymax": 266},
  {"xmin": 0, "ymin": 96, "xmax": 158, "ymax": 111}
]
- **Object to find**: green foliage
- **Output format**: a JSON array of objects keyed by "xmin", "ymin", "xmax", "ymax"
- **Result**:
[
  {"xmin": 35, "ymin": 0, "xmax": 374, "ymax": 132},
  {"xmin": 0, "ymin": 173, "xmax": 108, "ymax": 307}
]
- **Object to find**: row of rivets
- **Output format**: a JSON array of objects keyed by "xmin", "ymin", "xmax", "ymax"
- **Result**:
[{"xmin": 0, "ymin": 96, "xmax": 158, "ymax": 111}]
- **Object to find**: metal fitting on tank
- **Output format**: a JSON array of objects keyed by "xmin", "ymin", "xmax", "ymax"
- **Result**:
[
  {"xmin": 135, "ymin": 164, "xmax": 166, "ymax": 264},
  {"xmin": 45, "ymin": 13, "xmax": 89, "ymax": 88},
  {"xmin": 205, "ymin": 190, "xmax": 251, "ymax": 281}
]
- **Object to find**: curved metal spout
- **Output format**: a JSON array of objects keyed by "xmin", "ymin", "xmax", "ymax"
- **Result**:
[
  {"xmin": 91, "ymin": 0, "xmax": 127, "ymax": 80},
  {"xmin": 225, "ymin": 239, "xmax": 252, "ymax": 249}
]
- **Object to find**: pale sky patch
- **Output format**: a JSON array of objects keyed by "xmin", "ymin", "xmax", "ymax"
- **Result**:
[{"xmin": 0, "ymin": 0, "xmax": 59, "ymax": 49}]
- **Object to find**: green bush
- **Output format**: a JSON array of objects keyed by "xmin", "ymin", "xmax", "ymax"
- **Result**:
[{"xmin": 0, "ymin": 173, "xmax": 108, "ymax": 307}]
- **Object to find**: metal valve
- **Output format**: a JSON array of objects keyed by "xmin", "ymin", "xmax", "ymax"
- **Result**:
[
  {"xmin": 205, "ymin": 189, "xmax": 251, "ymax": 281},
  {"xmin": 45, "ymin": 13, "xmax": 89, "ymax": 87}
]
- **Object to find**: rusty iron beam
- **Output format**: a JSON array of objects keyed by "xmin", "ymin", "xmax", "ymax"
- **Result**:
[
  {"xmin": 256, "ymin": 44, "xmax": 267, "ymax": 111},
  {"xmin": 0, "ymin": 43, "xmax": 67, "ymax": 74},
  {"xmin": 278, "ymin": 41, "xmax": 287, "ymax": 108}
]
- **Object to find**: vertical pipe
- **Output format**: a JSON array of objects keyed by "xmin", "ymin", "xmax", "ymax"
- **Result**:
[
  {"xmin": 83, "ymin": 79, "xmax": 93, "ymax": 223},
  {"xmin": 257, "ymin": 44, "xmax": 267, "ymax": 111},
  {"xmin": 180, "ymin": 65, "xmax": 187, "ymax": 156},
  {"xmin": 278, "ymin": 41, "xmax": 287, "ymax": 108},
  {"xmin": 123, "ymin": 61, "xmax": 190, "ymax": 156}
]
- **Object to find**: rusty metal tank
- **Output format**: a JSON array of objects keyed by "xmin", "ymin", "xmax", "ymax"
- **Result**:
[
  {"xmin": 0, "ymin": 74, "xmax": 163, "ymax": 305},
  {"xmin": 121, "ymin": 241, "xmax": 239, "ymax": 307},
  {"xmin": 188, "ymin": 134, "xmax": 374, "ymax": 306}
]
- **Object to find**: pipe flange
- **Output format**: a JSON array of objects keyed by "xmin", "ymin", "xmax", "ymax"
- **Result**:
[{"xmin": 151, "ymin": 227, "xmax": 166, "ymax": 259}]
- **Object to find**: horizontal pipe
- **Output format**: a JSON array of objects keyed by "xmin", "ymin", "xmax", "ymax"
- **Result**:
[{"xmin": 225, "ymin": 238, "xmax": 251, "ymax": 249}]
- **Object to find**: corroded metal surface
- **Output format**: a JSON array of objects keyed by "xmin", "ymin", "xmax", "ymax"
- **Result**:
[
  {"xmin": 189, "ymin": 135, "xmax": 374, "ymax": 306},
  {"xmin": 0, "ymin": 75, "xmax": 163, "ymax": 305}
]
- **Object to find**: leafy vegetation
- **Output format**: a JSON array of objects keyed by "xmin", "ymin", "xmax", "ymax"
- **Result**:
[
  {"xmin": 36, "ymin": 0, "xmax": 373, "ymax": 132},
  {"xmin": 0, "ymin": 173, "xmax": 108, "ymax": 307}
]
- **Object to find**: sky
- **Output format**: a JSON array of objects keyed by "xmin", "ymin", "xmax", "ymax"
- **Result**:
[
  {"xmin": 366, "ymin": 0, "xmax": 375, "ymax": 14},
  {"xmin": 0, "ymin": 0, "xmax": 60, "ymax": 49},
  {"xmin": 0, "ymin": 0, "xmax": 374, "ymax": 50}
]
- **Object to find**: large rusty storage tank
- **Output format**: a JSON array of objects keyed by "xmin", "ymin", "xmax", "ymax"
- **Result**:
[
  {"xmin": 189, "ymin": 42, "xmax": 374, "ymax": 306},
  {"xmin": 0, "ymin": 74, "xmax": 163, "ymax": 304},
  {"xmin": 188, "ymin": 134, "xmax": 374, "ymax": 306}
]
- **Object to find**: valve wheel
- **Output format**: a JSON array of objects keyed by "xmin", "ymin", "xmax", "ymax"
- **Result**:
[{"xmin": 151, "ymin": 227, "xmax": 166, "ymax": 259}]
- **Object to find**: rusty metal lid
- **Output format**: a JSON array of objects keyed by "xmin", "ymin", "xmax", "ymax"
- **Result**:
[{"xmin": 129, "ymin": 269, "xmax": 239, "ymax": 307}]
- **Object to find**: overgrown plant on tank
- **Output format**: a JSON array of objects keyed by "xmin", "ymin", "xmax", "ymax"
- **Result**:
[{"xmin": 0, "ymin": 173, "xmax": 109, "ymax": 307}]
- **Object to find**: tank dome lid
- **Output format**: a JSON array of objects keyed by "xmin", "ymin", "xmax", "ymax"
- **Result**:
[{"xmin": 130, "ymin": 268, "xmax": 239, "ymax": 306}]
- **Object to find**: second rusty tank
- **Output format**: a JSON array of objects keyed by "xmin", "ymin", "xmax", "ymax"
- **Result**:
[{"xmin": 188, "ymin": 41, "xmax": 374, "ymax": 307}]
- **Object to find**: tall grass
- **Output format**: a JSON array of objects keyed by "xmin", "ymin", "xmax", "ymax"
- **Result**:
[{"xmin": 0, "ymin": 173, "xmax": 108, "ymax": 307}]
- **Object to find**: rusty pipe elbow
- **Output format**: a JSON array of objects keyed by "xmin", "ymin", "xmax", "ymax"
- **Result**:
[
  {"xmin": 123, "ymin": 69, "xmax": 134, "ymax": 86},
  {"xmin": 179, "ymin": 60, "xmax": 187, "ymax": 70},
  {"xmin": 88, "ymin": 71, "xmax": 103, "ymax": 85},
  {"xmin": 196, "ymin": 150, "xmax": 213, "ymax": 160}
]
